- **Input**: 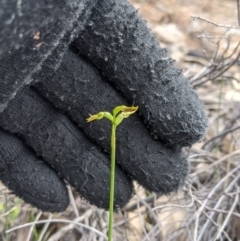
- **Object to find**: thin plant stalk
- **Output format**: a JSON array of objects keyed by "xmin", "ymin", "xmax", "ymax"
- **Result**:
[
  {"xmin": 86, "ymin": 105, "xmax": 138, "ymax": 241},
  {"xmin": 108, "ymin": 124, "xmax": 116, "ymax": 241}
]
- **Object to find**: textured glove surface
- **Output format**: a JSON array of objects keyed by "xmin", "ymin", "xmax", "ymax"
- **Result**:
[
  {"xmin": 74, "ymin": 0, "xmax": 207, "ymax": 147},
  {"xmin": 36, "ymin": 48, "xmax": 189, "ymax": 194},
  {"xmin": 0, "ymin": 86, "xmax": 133, "ymax": 211},
  {"xmin": 0, "ymin": 128, "xmax": 69, "ymax": 212},
  {"xmin": 0, "ymin": 0, "xmax": 96, "ymax": 112},
  {"xmin": 0, "ymin": 0, "xmax": 207, "ymax": 212}
]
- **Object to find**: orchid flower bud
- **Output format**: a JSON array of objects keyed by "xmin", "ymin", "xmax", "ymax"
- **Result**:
[
  {"xmin": 114, "ymin": 106, "xmax": 138, "ymax": 126},
  {"xmin": 113, "ymin": 105, "xmax": 138, "ymax": 118},
  {"xmin": 86, "ymin": 112, "xmax": 113, "ymax": 122}
]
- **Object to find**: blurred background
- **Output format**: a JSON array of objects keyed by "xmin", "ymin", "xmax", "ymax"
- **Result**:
[{"xmin": 1, "ymin": 0, "xmax": 240, "ymax": 240}]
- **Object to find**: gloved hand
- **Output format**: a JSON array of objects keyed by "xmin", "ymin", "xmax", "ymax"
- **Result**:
[{"xmin": 0, "ymin": 0, "xmax": 207, "ymax": 212}]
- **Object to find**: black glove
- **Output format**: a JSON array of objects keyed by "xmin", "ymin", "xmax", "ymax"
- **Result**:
[{"xmin": 0, "ymin": 0, "xmax": 207, "ymax": 212}]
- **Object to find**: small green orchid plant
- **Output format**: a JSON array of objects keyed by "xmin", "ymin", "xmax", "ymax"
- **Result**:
[{"xmin": 87, "ymin": 105, "xmax": 138, "ymax": 241}]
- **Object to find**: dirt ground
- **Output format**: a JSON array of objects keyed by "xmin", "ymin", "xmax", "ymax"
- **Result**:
[{"xmin": 130, "ymin": 0, "xmax": 240, "ymax": 56}]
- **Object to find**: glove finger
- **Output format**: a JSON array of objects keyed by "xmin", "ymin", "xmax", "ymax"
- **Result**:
[
  {"xmin": 73, "ymin": 0, "xmax": 208, "ymax": 147},
  {"xmin": 0, "ymin": 0, "xmax": 95, "ymax": 112},
  {"xmin": 0, "ymin": 128, "xmax": 69, "ymax": 212},
  {"xmin": 0, "ymin": 87, "xmax": 133, "ymax": 210},
  {"xmin": 35, "ymin": 47, "xmax": 188, "ymax": 194}
]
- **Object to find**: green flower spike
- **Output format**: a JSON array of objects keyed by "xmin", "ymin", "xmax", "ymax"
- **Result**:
[{"xmin": 86, "ymin": 105, "xmax": 138, "ymax": 241}]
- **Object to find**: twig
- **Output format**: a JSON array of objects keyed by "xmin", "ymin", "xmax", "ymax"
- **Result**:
[
  {"xmin": 88, "ymin": 217, "xmax": 98, "ymax": 241},
  {"xmin": 207, "ymin": 150, "xmax": 240, "ymax": 170},
  {"xmin": 26, "ymin": 211, "xmax": 42, "ymax": 241},
  {"xmin": 137, "ymin": 195, "xmax": 162, "ymax": 241},
  {"xmin": 190, "ymin": 41, "xmax": 240, "ymax": 88},
  {"xmin": 5, "ymin": 218, "xmax": 107, "ymax": 239},
  {"xmin": 197, "ymin": 35, "xmax": 228, "ymax": 39},
  {"xmin": 191, "ymin": 15, "xmax": 240, "ymax": 29},
  {"xmin": 152, "ymin": 187, "xmax": 194, "ymax": 211},
  {"xmin": 124, "ymin": 194, "xmax": 158, "ymax": 212},
  {"xmin": 203, "ymin": 105, "xmax": 240, "ymax": 150},
  {"xmin": 136, "ymin": 197, "xmax": 150, "ymax": 241},
  {"xmin": 193, "ymin": 194, "xmax": 240, "ymax": 218},
  {"xmin": 0, "ymin": 206, "xmax": 17, "ymax": 217},
  {"xmin": 213, "ymin": 186, "xmax": 239, "ymax": 241},
  {"xmin": 238, "ymin": 0, "xmax": 240, "ymax": 26},
  {"xmin": 202, "ymin": 125, "xmax": 240, "ymax": 149},
  {"xmin": 195, "ymin": 168, "xmax": 240, "ymax": 241},
  {"xmin": 113, "ymin": 209, "xmax": 148, "ymax": 228},
  {"xmin": 199, "ymin": 176, "xmax": 239, "ymax": 240},
  {"xmin": 68, "ymin": 186, "xmax": 80, "ymax": 218},
  {"xmin": 97, "ymin": 210, "xmax": 108, "ymax": 241},
  {"xmin": 37, "ymin": 213, "xmax": 53, "ymax": 241}
]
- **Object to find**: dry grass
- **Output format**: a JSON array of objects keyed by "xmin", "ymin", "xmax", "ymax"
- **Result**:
[{"xmin": 1, "ymin": 0, "xmax": 240, "ymax": 240}]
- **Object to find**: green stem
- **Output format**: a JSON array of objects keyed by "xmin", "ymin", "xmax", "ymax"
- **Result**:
[
  {"xmin": 108, "ymin": 124, "xmax": 116, "ymax": 241},
  {"xmin": 86, "ymin": 105, "xmax": 137, "ymax": 241}
]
